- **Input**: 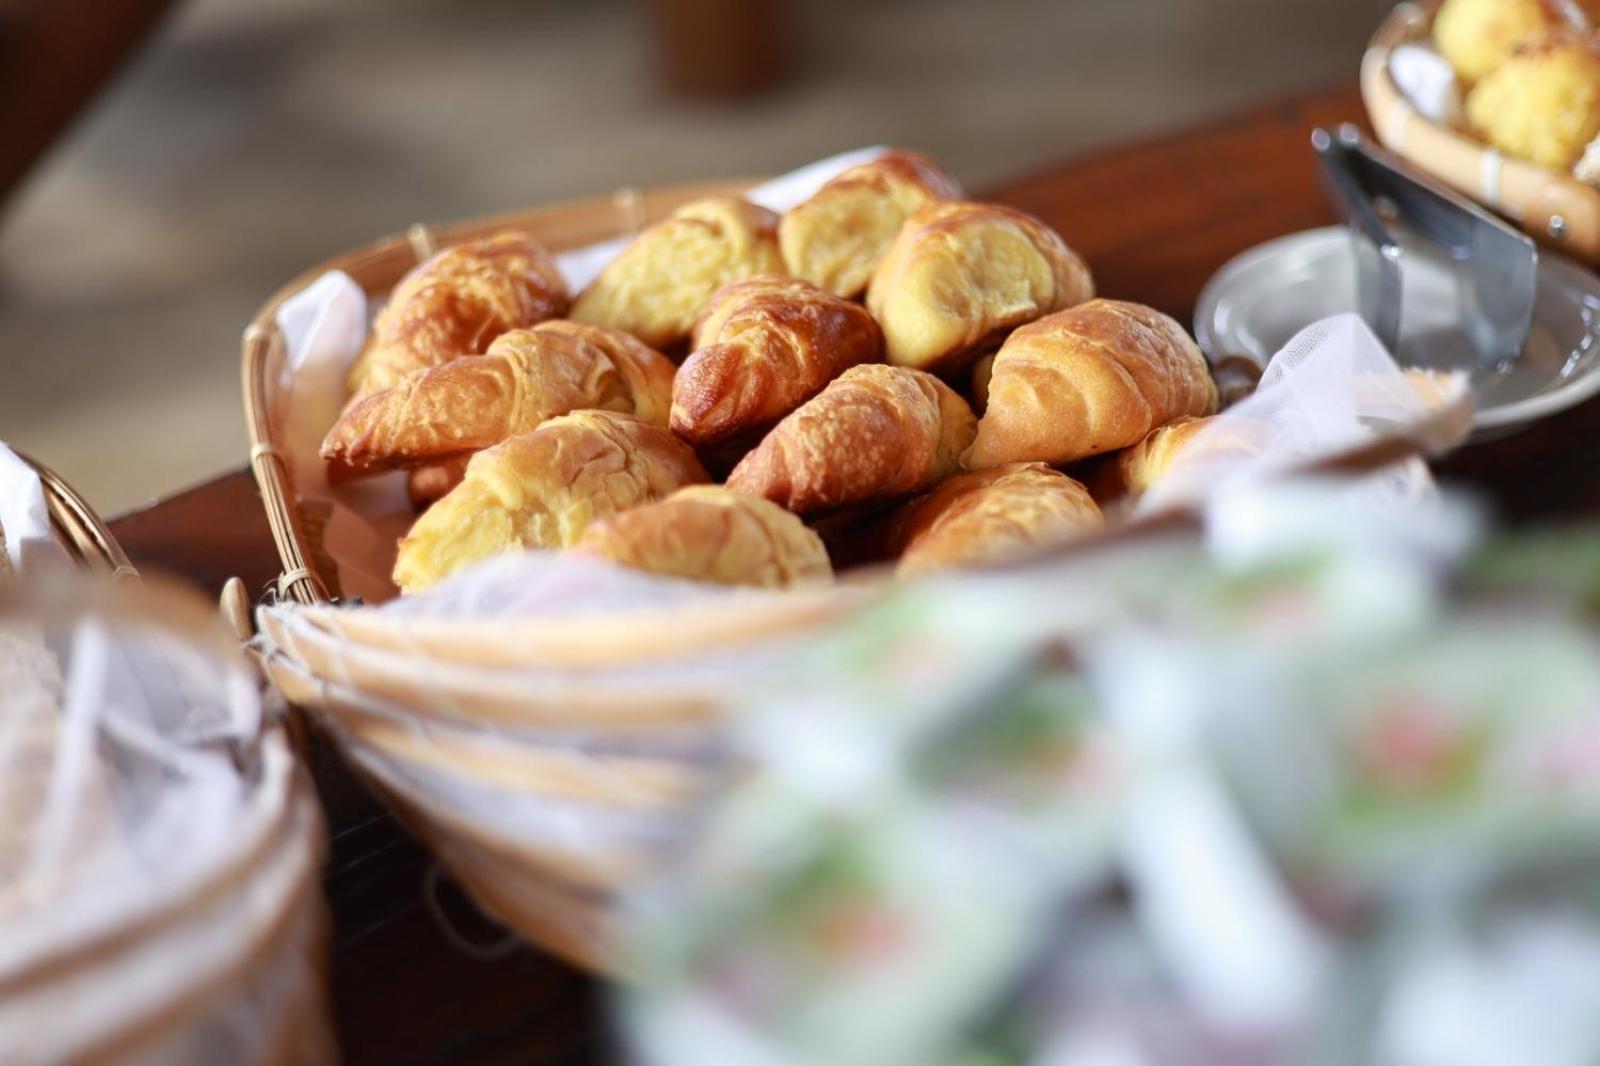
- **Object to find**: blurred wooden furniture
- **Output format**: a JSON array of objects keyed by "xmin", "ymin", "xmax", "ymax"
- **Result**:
[
  {"xmin": 105, "ymin": 81, "xmax": 1600, "ymax": 1065},
  {"xmin": 0, "ymin": 0, "xmax": 180, "ymax": 208}
]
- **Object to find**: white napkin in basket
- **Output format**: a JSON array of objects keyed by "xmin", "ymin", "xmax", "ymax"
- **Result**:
[{"xmin": 0, "ymin": 443, "xmax": 71, "ymax": 574}]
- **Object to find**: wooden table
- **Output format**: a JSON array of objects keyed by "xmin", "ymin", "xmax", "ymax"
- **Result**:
[{"xmin": 105, "ymin": 82, "xmax": 1600, "ymax": 1065}]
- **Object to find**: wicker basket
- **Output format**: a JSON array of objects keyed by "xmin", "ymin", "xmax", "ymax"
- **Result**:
[
  {"xmin": 0, "ymin": 577, "xmax": 332, "ymax": 1063},
  {"xmin": 1362, "ymin": 2, "xmax": 1600, "ymax": 263}
]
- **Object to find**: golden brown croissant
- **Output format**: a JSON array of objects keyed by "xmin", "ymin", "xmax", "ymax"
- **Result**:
[
  {"xmin": 670, "ymin": 276, "xmax": 883, "ymax": 450},
  {"xmin": 570, "ymin": 197, "xmax": 784, "ymax": 350},
  {"xmin": 347, "ymin": 232, "xmax": 569, "ymax": 397},
  {"xmin": 574, "ymin": 486, "xmax": 832, "ymax": 588},
  {"xmin": 725, "ymin": 364, "xmax": 976, "ymax": 515},
  {"xmin": 323, "ymin": 320, "xmax": 677, "ymax": 473},
  {"xmin": 865, "ymin": 200, "xmax": 1094, "ymax": 373},
  {"xmin": 885, "ymin": 463, "xmax": 1103, "ymax": 576},
  {"xmin": 1113, "ymin": 415, "xmax": 1265, "ymax": 497},
  {"xmin": 967, "ymin": 299, "xmax": 1218, "ymax": 468},
  {"xmin": 778, "ymin": 149, "xmax": 962, "ymax": 298},
  {"xmin": 392, "ymin": 411, "xmax": 707, "ymax": 593}
]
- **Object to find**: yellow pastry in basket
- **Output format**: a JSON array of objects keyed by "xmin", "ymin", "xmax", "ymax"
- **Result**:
[
  {"xmin": 1112, "ymin": 414, "xmax": 1270, "ymax": 497},
  {"xmin": 778, "ymin": 149, "xmax": 962, "ymax": 298},
  {"xmin": 347, "ymin": 231, "xmax": 569, "ymax": 397},
  {"xmin": 866, "ymin": 200, "xmax": 1094, "ymax": 373},
  {"xmin": 575, "ymin": 486, "xmax": 831, "ymax": 588},
  {"xmin": 570, "ymin": 197, "xmax": 785, "ymax": 350},
  {"xmin": 967, "ymin": 299, "xmax": 1218, "ymax": 468},
  {"xmin": 1434, "ymin": 0, "xmax": 1599, "ymax": 83},
  {"xmin": 406, "ymin": 457, "xmax": 469, "ymax": 510},
  {"xmin": 1467, "ymin": 30, "xmax": 1600, "ymax": 170},
  {"xmin": 392, "ymin": 411, "xmax": 707, "ymax": 593},
  {"xmin": 323, "ymin": 320, "xmax": 676, "ymax": 473},
  {"xmin": 725, "ymin": 364, "xmax": 976, "ymax": 515},
  {"xmin": 886, "ymin": 463, "xmax": 1103, "ymax": 577},
  {"xmin": 671, "ymin": 276, "xmax": 883, "ymax": 450}
]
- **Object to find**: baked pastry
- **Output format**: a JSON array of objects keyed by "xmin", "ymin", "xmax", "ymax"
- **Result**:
[
  {"xmin": 966, "ymin": 299, "xmax": 1218, "ymax": 468},
  {"xmin": 407, "ymin": 457, "xmax": 470, "ymax": 510},
  {"xmin": 570, "ymin": 197, "xmax": 785, "ymax": 349},
  {"xmin": 725, "ymin": 364, "xmax": 976, "ymax": 515},
  {"xmin": 885, "ymin": 463, "xmax": 1103, "ymax": 577},
  {"xmin": 671, "ymin": 276, "xmax": 883, "ymax": 450},
  {"xmin": 347, "ymin": 232, "xmax": 569, "ymax": 397},
  {"xmin": 1467, "ymin": 30, "xmax": 1600, "ymax": 170},
  {"xmin": 392, "ymin": 411, "xmax": 707, "ymax": 593},
  {"xmin": 323, "ymin": 320, "xmax": 676, "ymax": 473},
  {"xmin": 865, "ymin": 200, "xmax": 1094, "ymax": 372},
  {"xmin": 575, "ymin": 486, "xmax": 831, "ymax": 588},
  {"xmin": 1434, "ymin": 0, "xmax": 1597, "ymax": 83},
  {"xmin": 778, "ymin": 149, "xmax": 962, "ymax": 298}
]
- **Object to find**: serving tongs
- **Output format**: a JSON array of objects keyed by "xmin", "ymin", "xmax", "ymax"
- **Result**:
[{"xmin": 1312, "ymin": 124, "xmax": 1537, "ymax": 370}]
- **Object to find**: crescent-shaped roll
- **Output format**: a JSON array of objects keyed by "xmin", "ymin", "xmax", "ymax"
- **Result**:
[
  {"xmin": 574, "ymin": 486, "xmax": 832, "ymax": 588},
  {"xmin": 865, "ymin": 200, "xmax": 1094, "ymax": 373},
  {"xmin": 391, "ymin": 411, "xmax": 707, "ymax": 593},
  {"xmin": 322, "ymin": 320, "xmax": 677, "ymax": 473},
  {"xmin": 1112, "ymin": 415, "xmax": 1266, "ymax": 497},
  {"xmin": 347, "ymin": 231, "xmax": 569, "ymax": 398},
  {"xmin": 778, "ymin": 149, "xmax": 962, "ymax": 298},
  {"xmin": 670, "ymin": 276, "xmax": 884, "ymax": 450},
  {"xmin": 886, "ymin": 463, "xmax": 1103, "ymax": 577},
  {"xmin": 725, "ymin": 364, "xmax": 977, "ymax": 515},
  {"xmin": 966, "ymin": 299, "xmax": 1218, "ymax": 468},
  {"xmin": 570, "ymin": 197, "xmax": 785, "ymax": 350}
]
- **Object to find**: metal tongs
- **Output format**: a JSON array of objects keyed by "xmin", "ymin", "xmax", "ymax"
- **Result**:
[{"xmin": 1312, "ymin": 124, "xmax": 1537, "ymax": 369}]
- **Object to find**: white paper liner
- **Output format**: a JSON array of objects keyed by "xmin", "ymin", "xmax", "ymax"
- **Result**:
[{"xmin": 0, "ymin": 442, "xmax": 71, "ymax": 575}]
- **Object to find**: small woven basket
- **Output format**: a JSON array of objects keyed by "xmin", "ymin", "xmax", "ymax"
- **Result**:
[
  {"xmin": 15, "ymin": 449, "xmax": 139, "ymax": 581},
  {"xmin": 1362, "ymin": 2, "xmax": 1600, "ymax": 263}
]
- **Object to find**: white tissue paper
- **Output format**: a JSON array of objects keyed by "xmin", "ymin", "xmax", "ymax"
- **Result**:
[
  {"xmin": 1138, "ymin": 313, "xmax": 1469, "ymax": 527},
  {"xmin": 1389, "ymin": 43, "xmax": 1463, "ymax": 127},
  {"xmin": 0, "ymin": 443, "xmax": 71, "ymax": 574},
  {"xmin": 274, "ymin": 146, "xmax": 891, "ymax": 603},
  {"xmin": 0, "ymin": 583, "xmax": 330, "ymax": 1064}
]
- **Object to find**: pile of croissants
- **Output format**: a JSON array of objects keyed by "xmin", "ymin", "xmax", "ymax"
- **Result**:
[{"xmin": 319, "ymin": 149, "xmax": 1243, "ymax": 594}]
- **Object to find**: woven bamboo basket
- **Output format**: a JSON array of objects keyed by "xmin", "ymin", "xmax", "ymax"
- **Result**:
[
  {"xmin": 1362, "ymin": 1, "xmax": 1600, "ymax": 263},
  {"xmin": 0, "ymin": 577, "xmax": 333, "ymax": 1063},
  {"xmin": 241, "ymin": 174, "xmax": 1480, "ymax": 972}
]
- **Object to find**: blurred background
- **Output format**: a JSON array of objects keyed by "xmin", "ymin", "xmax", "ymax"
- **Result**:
[{"xmin": 0, "ymin": 0, "xmax": 1391, "ymax": 514}]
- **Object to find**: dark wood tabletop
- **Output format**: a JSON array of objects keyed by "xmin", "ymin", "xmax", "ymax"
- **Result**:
[{"xmin": 104, "ymin": 81, "xmax": 1600, "ymax": 1066}]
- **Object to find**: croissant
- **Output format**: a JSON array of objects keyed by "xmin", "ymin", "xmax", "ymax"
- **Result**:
[
  {"xmin": 966, "ymin": 299, "xmax": 1218, "ymax": 468},
  {"xmin": 322, "ymin": 320, "xmax": 677, "ymax": 473},
  {"xmin": 1113, "ymin": 415, "xmax": 1267, "ymax": 498},
  {"xmin": 575, "ymin": 486, "xmax": 831, "ymax": 588},
  {"xmin": 570, "ymin": 197, "xmax": 785, "ymax": 350},
  {"xmin": 778, "ymin": 149, "xmax": 962, "ymax": 298},
  {"xmin": 865, "ymin": 200, "xmax": 1094, "ymax": 372},
  {"xmin": 670, "ymin": 276, "xmax": 883, "ymax": 451},
  {"xmin": 725, "ymin": 364, "xmax": 976, "ymax": 515},
  {"xmin": 347, "ymin": 232, "xmax": 569, "ymax": 398},
  {"xmin": 886, "ymin": 463, "xmax": 1103, "ymax": 577},
  {"xmin": 392, "ymin": 411, "xmax": 707, "ymax": 593}
]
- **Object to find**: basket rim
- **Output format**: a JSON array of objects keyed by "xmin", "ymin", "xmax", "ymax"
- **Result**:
[
  {"xmin": 11, "ymin": 449, "xmax": 138, "ymax": 581},
  {"xmin": 240, "ymin": 177, "xmax": 763, "ymax": 608}
]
